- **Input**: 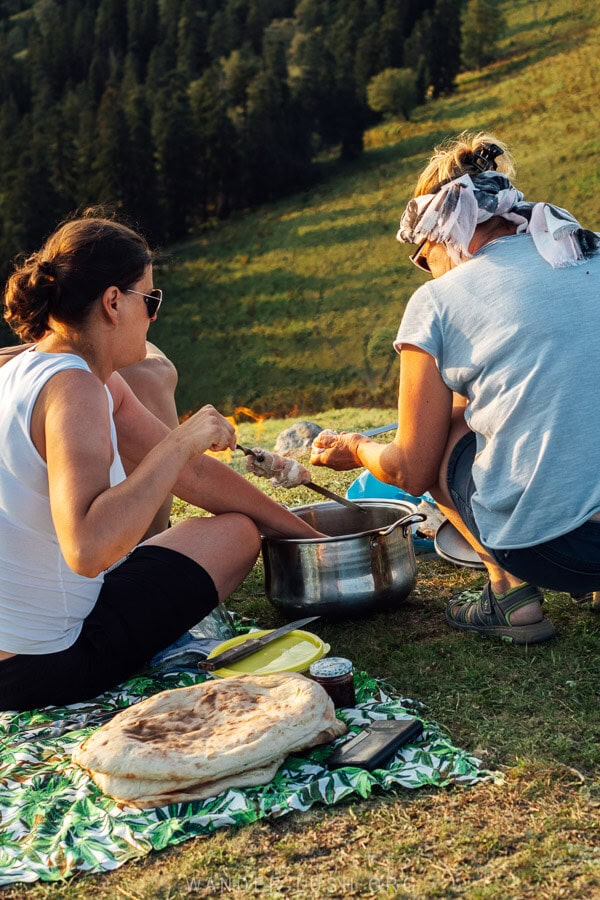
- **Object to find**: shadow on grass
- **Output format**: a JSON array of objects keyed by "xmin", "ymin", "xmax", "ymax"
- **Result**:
[{"xmin": 231, "ymin": 555, "xmax": 600, "ymax": 774}]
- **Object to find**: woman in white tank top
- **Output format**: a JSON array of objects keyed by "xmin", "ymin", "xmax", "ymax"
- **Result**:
[{"xmin": 0, "ymin": 213, "xmax": 320, "ymax": 710}]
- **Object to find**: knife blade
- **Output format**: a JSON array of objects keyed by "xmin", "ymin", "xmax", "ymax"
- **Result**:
[
  {"xmin": 199, "ymin": 616, "xmax": 321, "ymax": 671},
  {"xmin": 362, "ymin": 422, "xmax": 397, "ymax": 437}
]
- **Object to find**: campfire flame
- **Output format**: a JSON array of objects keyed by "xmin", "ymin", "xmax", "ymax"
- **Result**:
[
  {"xmin": 211, "ymin": 406, "xmax": 273, "ymax": 462},
  {"xmin": 179, "ymin": 406, "xmax": 273, "ymax": 461}
]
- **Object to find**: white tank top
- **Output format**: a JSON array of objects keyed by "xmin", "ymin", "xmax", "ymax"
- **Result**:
[{"xmin": 0, "ymin": 349, "xmax": 126, "ymax": 654}]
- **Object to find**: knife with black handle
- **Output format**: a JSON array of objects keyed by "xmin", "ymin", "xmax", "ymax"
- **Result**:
[{"xmin": 198, "ymin": 616, "xmax": 320, "ymax": 671}]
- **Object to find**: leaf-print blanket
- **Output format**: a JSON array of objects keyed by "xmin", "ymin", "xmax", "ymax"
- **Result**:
[{"xmin": 0, "ymin": 670, "xmax": 497, "ymax": 886}]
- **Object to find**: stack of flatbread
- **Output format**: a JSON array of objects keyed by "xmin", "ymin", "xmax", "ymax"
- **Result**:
[{"xmin": 72, "ymin": 673, "xmax": 346, "ymax": 808}]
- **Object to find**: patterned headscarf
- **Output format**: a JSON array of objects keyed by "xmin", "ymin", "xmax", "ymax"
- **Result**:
[{"xmin": 396, "ymin": 171, "xmax": 600, "ymax": 268}]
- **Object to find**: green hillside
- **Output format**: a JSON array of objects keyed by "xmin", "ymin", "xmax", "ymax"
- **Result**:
[
  {"xmin": 3, "ymin": 5, "xmax": 599, "ymax": 898},
  {"xmin": 150, "ymin": 0, "xmax": 600, "ymax": 418}
]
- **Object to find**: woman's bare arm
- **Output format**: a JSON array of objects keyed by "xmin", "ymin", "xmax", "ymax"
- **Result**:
[
  {"xmin": 110, "ymin": 374, "xmax": 322, "ymax": 541},
  {"xmin": 35, "ymin": 370, "xmax": 236, "ymax": 576},
  {"xmin": 311, "ymin": 346, "xmax": 454, "ymax": 497}
]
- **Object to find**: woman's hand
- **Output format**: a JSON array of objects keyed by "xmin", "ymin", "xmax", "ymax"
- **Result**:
[
  {"xmin": 176, "ymin": 405, "xmax": 236, "ymax": 458},
  {"xmin": 310, "ymin": 429, "xmax": 365, "ymax": 470}
]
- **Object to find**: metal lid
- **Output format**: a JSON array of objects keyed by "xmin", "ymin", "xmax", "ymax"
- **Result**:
[{"xmin": 309, "ymin": 657, "xmax": 353, "ymax": 678}]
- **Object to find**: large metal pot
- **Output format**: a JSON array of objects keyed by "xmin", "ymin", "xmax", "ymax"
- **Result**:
[{"xmin": 262, "ymin": 499, "xmax": 425, "ymax": 619}]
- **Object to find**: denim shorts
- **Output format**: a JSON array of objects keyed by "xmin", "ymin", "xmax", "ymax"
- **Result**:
[{"xmin": 447, "ymin": 432, "xmax": 600, "ymax": 592}]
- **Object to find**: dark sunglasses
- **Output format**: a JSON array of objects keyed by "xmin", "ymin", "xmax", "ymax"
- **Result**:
[
  {"xmin": 409, "ymin": 239, "xmax": 430, "ymax": 274},
  {"xmin": 126, "ymin": 288, "xmax": 163, "ymax": 318}
]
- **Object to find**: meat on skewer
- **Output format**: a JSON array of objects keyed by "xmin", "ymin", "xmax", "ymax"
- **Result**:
[{"xmin": 245, "ymin": 448, "xmax": 312, "ymax": 489}]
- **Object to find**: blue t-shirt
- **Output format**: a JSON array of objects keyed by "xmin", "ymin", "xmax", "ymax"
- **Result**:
[{"xmin": 395, "ymin": 233, "xmax": 600, "ymax": 549}]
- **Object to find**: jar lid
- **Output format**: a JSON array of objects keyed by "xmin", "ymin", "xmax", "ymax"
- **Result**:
[{"xmin": 309, "ymin": 657, "xmax": 353, "ymax": 678}]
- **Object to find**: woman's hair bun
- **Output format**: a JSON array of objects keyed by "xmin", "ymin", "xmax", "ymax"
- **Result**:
[
  {"xmin": 4, "ymin": 214, "xmax": 152, "ymax": 342},
  {"xmin": 415, "ymin": 131, "xmax": 515, "ymax": 197},
  {"xmin": 37, "ymin": 259, "xmax": 57, "ymax": 281}
]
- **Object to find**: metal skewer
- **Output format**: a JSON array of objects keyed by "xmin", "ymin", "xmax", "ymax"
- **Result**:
[{"xmin": 236, "ymin": 444, "xmax": 365, "ymax": 513}]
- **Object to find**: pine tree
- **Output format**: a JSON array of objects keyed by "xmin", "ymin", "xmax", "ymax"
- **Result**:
[
  {"xmin": 152, "ymin": 75, "xmax": 200, "ymax": 239},
  {"xmin": 190, "ymin": 64, "xmax": 238, "ymax": 217},
  {"xmin": 428, "ymin": 0, "xmax": 462, "ymax": 96},
  {"xmin": 88, "ymin": 49, "xmax": 111, "ymax": 108},
  {"xmin": 127, "ymin": 0, "xmax": 159, "ymax": 81},
  {"xmin": 295, "ymin": 0, "xmax": 332, "ymax": 31},
  {"xmin": 354, "ymin": 20, "xmax": 383, "ymax": 100},
  {"xmin": 44, "ymin": 90, "xmax": 85, "ymax": 211},
  {"xmin": 28, "ymin": 1, "xmax": 70, "ymax": 107},
  {"xmin": 72, "ymin": 5, "xmax": 97, "ymax": 85},
  {"xmin": 177, "ymin": 0, "xmax": 209, "ymax": 79},
  {"xmin": 327, "ymin": 15, "xmax": 365, "ymax": 160},
  {"xmin": 461, "ymin": 0, "xmax": 506, "ymax": 70},
  {"xmin": 94, "ymin": 0, "xmax": 128, "ymax": 60},
  {"xmin": 221, "ymin": 46, "xmax": 259, "ymax": 119},
  {"xmin": 245, "ymin": 35, "xmax": 312, "ymax": 199},
  {"xmin": 0, "ymin": 31, "xmax": 28, "ymax": 113},
  {"xmin": 1, "ymin": 114, "xmax": 63, "ymax": 259},
  {"xmin": 289, "ymin": 27, "xmax": 335, "ymax": 152},
  {"xmin": 92, "ymin": 83, "xmax": 132, "ymax": 203},
  {"xmin": 379, "ymin": 0, "xmax": 410, "ymax": 69},
  {"xmin": 122, "ymin": 87, "xmax": 162, "ymax": 241},
  {"xmin": 403, "ymin": 10, "xmax": 432, "ymax": 100}
]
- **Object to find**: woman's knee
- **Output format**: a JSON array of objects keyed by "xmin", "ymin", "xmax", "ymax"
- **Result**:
[
  {"xmin": 152, "ymin": 513, "xmax": 261, "ymax": 563},
  {"xmin": 221, "ymin": 512, "xmax": 262, "ymax": 559},
  {"xmin": 179, "ymin": 513, "xmax": 261, "ymax": 599},
  {"xmin": 435, "ymin": 416, "xmax": 471, "ymax": 505},
  {"xmin": 119, "ymin": 350, "xmax": 179, "ymax": 429}
]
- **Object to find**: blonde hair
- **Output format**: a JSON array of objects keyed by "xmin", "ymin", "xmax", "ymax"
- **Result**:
[{"xmin": 415, "ymin": 131, "xmax": 516, "ymax": 196}]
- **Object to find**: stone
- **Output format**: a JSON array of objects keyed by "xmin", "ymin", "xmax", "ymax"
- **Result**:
[{"xmin": 274, "ymin": 421, "xmax": 324, "ymax": 458}]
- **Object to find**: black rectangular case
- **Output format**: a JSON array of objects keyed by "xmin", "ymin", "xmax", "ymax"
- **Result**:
[{"xmin": 327, "ymin": 718, "xmax": 423, "ymax": 771}]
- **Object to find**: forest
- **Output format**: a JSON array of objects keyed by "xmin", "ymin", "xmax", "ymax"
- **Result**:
[{"xmin": 0, "ymin": 0, "xmax": 492, "ymax": 274}]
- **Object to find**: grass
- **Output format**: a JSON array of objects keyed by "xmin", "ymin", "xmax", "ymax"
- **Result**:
[
  {"xmin": 150, "ymin": 0, "xmax": 600, "ymax": 418},
  {"xmin": 7, "ymin": 413, "xmax": 599, "ymax": 899},
  {"xmin": 6, "ymin": 0, "xmax": 600, "ymax": 895}
]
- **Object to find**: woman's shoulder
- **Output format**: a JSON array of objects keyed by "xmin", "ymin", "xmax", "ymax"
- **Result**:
[
  {"xmin": 1, "ymin": 348, "xmax": 96, "ymax": 407},
  {"xmin": 14, "ymin": 348, "xmax": 91, "ymax": 374}
]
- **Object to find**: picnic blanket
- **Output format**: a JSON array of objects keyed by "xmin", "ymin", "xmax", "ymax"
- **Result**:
[{"xmin": 0, "ymin": 668, "xmax": 497, "ymax": 886}]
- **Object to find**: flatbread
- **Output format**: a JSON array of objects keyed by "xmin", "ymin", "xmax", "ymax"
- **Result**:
[
  {"xmin": 91, "ymin": 759, "xmax": 284, "ymax": 809},
  {"xmin": 73, "ymin": 673, "xmax": 346, "ymax": 807}
]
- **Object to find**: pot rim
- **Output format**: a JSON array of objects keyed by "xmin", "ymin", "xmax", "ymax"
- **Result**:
[{"xmin": 264, "ymin": 498, "xmax": 420, "ymax": 544}]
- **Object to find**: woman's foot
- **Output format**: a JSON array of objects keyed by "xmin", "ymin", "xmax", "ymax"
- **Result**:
[{"xmin": 446, "ymin": 582, "xmax": 556, "ymax": 644}]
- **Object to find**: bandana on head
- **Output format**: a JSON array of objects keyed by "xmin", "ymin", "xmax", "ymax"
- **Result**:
[{"xmin": 396, "ymin": 171, "xmax": 600, "ymax": 268}]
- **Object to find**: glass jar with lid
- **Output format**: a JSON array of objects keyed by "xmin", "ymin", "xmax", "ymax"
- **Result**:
[{"xmin": 309, "ymin": 657, "xmax": 356, "ymax": 708}]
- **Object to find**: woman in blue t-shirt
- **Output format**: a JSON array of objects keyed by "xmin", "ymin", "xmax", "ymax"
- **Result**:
[{"xmin": 312, "ymin": 132, "xmax": 600, "ymax": 645}]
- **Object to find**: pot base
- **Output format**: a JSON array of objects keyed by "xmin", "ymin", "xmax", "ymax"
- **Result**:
[
  {"xmin": 262, "ymin": 499, "xmax": 422, "ymax": 620},
  {"xmin": 267, "ymin": 584, "xmax": 417, "ymax": 621}
]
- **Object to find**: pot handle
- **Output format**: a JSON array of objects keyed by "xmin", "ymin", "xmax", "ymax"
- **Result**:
[{"xmin": 376, "ymin": 512, "xmax": 427, "ymax": 538}]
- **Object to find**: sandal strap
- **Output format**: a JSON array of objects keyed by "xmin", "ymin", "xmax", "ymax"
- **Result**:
[
  {"xmin": 449, "ymin": 582, "xmax": 543, "ymax": 628},
  {"xmin": 492, "ymin": 583, "xmax": 544, "ymax": 623}
]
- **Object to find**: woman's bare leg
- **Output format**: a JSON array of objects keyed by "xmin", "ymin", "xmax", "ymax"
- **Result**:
[
  {"xmin": 144, "ymin": 513, "xmax": 262, "ymax": 602},
  {"xmin": 428, "ymin": 400, "xmax": 543, "ymax": 625},
  {"xmin": 118, "ymin": 342, "xmax": 179, "ymax": 538}
]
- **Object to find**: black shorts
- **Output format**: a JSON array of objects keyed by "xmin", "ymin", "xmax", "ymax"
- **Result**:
[
  {"xmin": 447, "ymin": 432, "xmax": 600, "ymax": 592},
  {"xmin": 0, "ymin": 546, "xmax": 218, "ymax": 712}
]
